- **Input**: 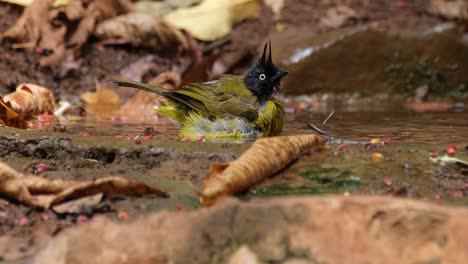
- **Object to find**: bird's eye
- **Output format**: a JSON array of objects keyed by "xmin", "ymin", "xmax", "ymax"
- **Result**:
[{"xmin": 259, "ymin": 74, "xmax": 266, "ymax": 80}]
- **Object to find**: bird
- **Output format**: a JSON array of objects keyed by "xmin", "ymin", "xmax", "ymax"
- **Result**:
[{"xmin": 115, "ymin": 41, "xmax": 288, "ymax": 140}]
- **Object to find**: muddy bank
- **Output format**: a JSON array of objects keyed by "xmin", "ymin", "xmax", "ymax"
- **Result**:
[{"xmin": 29, "ymin": 196, "xmax": 468, "ymax": 264}]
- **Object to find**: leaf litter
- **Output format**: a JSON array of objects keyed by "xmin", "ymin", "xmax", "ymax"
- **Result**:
[{"xmin": 0, "ymin": 162, "xmax": 168, "ymax": 209}]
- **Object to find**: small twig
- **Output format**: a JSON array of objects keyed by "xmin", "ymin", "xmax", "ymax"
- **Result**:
[
  {"xmin": 308, "ymin": 123, "xmax": 334, "ymax": 138},
  {"xmin": 12, "ymin": 42, "xmax": 35, "ymax": 49},
  {"xmin": 322, "ymin": 110, "xmax": 335, "ymax": 124},
  {"xmin": 202, "ymin": 38, "xmax": 231, "ymax": 54},
  {"xmin": 308, "ymin": 123, "xmax": 364, "ymax": 145}
]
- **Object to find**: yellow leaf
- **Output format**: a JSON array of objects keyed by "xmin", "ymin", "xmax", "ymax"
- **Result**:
[
  {"xmin": 0, "ymin": 0, "xmax": 71, "ymax": 7},
  {"xmin": 164, "ymin": 0, "xmax": 259, "ymax": 41},
  {"xmin": 81, "ymin": 83, "xmax": 121, "ymax": 115}
]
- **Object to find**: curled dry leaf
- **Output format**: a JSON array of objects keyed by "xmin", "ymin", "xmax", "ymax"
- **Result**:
[
  {"xmin": 199, "ymin": 134, "xmax": 325, "ymax": 205},
  {"xmin": 265, "ymin": 0, "xmax": 285, "ymax": 19},
  {"xmin": 164, "ymin": 0, "xmax": 259, "ymax": 41},
  {"xmin": 95, "ymin": 12, "xmax": 188, "ymax": 53},
  {"xmin": 2, "ymin": 0, "xmax": 132, "ymax": 65},
  {"xmin": 3, "ymin": 83, "xmax": 55, "ymax": 118},
  {"xmin": 0, "ymin": 0, "xmax": 71, "ymax": 7},
  {"xmin": 0, "ymin": 98, "xmax": 27, "ymax": 129},
  {"xmin": 320, "ymin": 5, "xmax": 357, "ymax": 28},
  {"xmin": 0, "ymin": 162, "xmax": 168, "ymax": 209},
  {"xmin": 428, "ymin": 0, "xmax": 468, "ymax": 19}
]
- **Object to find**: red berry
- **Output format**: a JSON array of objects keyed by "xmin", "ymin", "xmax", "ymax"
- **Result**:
[
  {"xmin": 143, "ymin": 135, "xmax": 153, "ymax": 140},
  {"xmin": 176, "ymin": 204, "xmax": 185, "ymax": 211},
  {"xmin": 37, "ymin": 163, "xmax": 46, "ymax": 172},
  {"xmin": 134, "ymin": 139, "xmax": 142, "ymax": 145},
  {"xmin": 76, "ymin": 215, "xmax": 88, "ymax": 224},
  {"xmin": 447, "ymin": 147, "xmax": 456, "ymax": 156},
  {"xmin": 117, "ymin": 211, "xmax": 128, "ymax": 220},
  {"xmin": 338, "ymin": 143, "xmax": 347, "ymax": 149},
  {"xmin": 383, "ymin": 177, "xmax": 393, "ymax": 186},
  {"xmin": 19, "ymin": 217, "xmax": 28, "ymax": 226},
  {"xmin": 181, "ymin": 137, "xmax": 191, "ymax": 142},
  {"xmin": 197, "ymin": 136, "xmax": 205, "ymax": 142},
  {"xmin": 430, "ymin": 152, "xmax": 438, "ymax": 158}
]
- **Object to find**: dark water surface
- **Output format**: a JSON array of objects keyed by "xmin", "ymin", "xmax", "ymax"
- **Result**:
[{"xmin": 58, "ymin": 107, "xmax": 467, "ymax": 145}]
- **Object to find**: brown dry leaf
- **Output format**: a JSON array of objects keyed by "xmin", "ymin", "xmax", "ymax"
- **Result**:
[
  {"xmin": 81, "ymin": 83, "xmax": 122, "ymax": 115},
  {"xmin": 120, "ymin": 71, "xmax": 181, "ymax": 122},
  {"xmin": 2, "ymin": 0, "xmax": 132, "ymax": 66},
  {"xmin": 52, "ymin": 193, "xmax": 103, "ymax": 214},
  {"xmin": 199, "ymin": 134, "xmax": 325, "ymax": 205},
  {"xmin": 429, "ymin": 0, "xmax": 468, "ymax": 19},
  {"xmin": 0, "ymin": 98, "xmax": 27, "ymax": 129},
  {"xmin": 0, "ymin": 162, "xmax": 168, "ymax": 209},
  {"xmin": 320, "ymin": 5, "xmax": 357, "ymax": 29},
  {"xmin": 265, "ymin": 0, "xmax": 285, "ymax": 19},
  {"xmin": 3, "ymin": 83, "xmax": 55, "ymax": 118},
  {"xmin": 95, "ymin": 12, "xmax": 188, "ymax": 53}
]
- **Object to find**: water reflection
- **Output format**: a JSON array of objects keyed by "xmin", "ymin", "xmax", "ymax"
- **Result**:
[{"xmin": 43, "ymin": 108, "xmax": 467, "ymax": 145}]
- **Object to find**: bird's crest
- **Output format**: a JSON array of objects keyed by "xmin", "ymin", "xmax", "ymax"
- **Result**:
[{"xmin": 257, "ymin": 40, "xmax": 277, "ymax": 75}]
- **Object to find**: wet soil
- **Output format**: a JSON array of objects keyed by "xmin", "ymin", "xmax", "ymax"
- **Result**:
[
  {"xmin": 0, "ymin": 124, "xmax": 466, "ymax": 260},
  {"xmin": 0, "ymin": 0, "xmax": 467, "ymax": 261}
]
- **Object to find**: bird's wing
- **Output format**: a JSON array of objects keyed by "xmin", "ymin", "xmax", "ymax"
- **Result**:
[{"xmin": 172, "ymin": 75, "xmax": 259, "ymax": 121}]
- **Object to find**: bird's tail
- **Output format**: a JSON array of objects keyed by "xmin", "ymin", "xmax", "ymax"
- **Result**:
[{"xmin": 114, "ymin": 81, "xmax": 168, "ymax": 95}]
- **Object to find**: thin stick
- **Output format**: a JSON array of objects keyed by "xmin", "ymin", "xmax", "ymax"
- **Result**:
[{"xmin": 322, "ymin": 110, "xmax": 335, "ymax": 124}]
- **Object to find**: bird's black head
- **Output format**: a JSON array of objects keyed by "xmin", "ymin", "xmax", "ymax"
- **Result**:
[{"xmin": 244, "ymin": 41, "xmax": 288, "ymax": 105}]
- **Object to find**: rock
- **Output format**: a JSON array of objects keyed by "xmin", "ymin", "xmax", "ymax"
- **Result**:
[
  {"xmin": 272, "ymin": 26, "xmax": 468, "ymax": 100},
  {"xmin": 32, "ymin": 196, "xmax": 468, "ymax": 264}
]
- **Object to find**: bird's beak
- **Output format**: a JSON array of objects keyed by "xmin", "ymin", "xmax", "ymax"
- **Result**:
[
  {"xmin": 271, "ymin": 70, "xmax": 288, "ymax": 83},
  {"xmin": 271, "ymin": 70, "xmax": 288, "ymax": 93}
]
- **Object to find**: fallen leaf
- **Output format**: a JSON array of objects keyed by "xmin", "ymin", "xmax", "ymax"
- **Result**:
[
  {"xmin": 52, "ymin": 193, "xmax": 103, "ymax": 214},
  {"xmin": 428, "ymin": 0, "xmax": 468, "ymax": 19},
  {"xmin": 120, "ymin": 71, "xmax": 181, "ymax": 122},
  {"xmin": 81, "ymin": 83, "xmax": 122, "ymax": 116},
  {"xmin": 431, "ymin": 155, "xmax": 468, "ymax": 166},
  {"xmin": 404, "ymin": 102, "xmax": 453, "ymax": 112},
  {"xmin": 320, "ymin": 5, "xmax": 357, "ymax": 28},
  {"xmin": 135, "ymin": 0, "xmax": 202, "ymax": 17},
  {"xmin": 119, "ymin": 55, "xmax": 157, "ymax": 83},
  {"xmin": 0, "ymin": 162, "xmax": 168, "ymax": 209},
  {"xmin": 2, "ymin": 0, "xmax": 132, "ymax": 66},
  {"xmin": 0, "ymin": 98, "xmax": 27, "ymax": 129},
  {"xmin": 164, "ymin": 0, "xmax": 259, "ymax": 41},
  {"xmin": 3, "ymin": 83, "xmax": 55, "ymax": 118},
  {"xmin": 95, "ymin": 12, "xmax": 188, "ymax": 53},
  {"xmin": 199, "ymin": 134, "xmax": 325, "ymax": 205},
  {"xmin": 0, "ymin": 0, "xmax": 71, "ymax": 7},
  {"xmin": 265, "ymin": 0, "xmax": 284, "ymax": 19},
  {"xmin": 372, "ymin": 152, "xmax": 384, "ymax": 160}
]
